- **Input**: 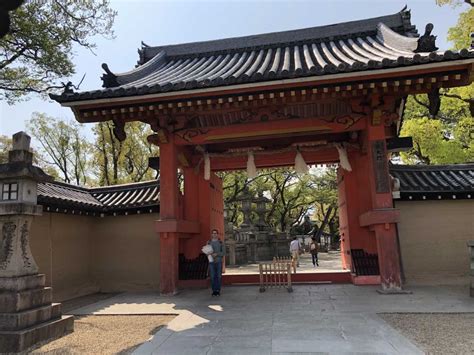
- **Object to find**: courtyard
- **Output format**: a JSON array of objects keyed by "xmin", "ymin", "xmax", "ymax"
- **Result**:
[
  {"xmin": 225, "ymin": 251, "xmax": 343, "ymax": 275},
  {"xmin": 32, "ymin": 284, "xmax": 474, "ymax": 354}
]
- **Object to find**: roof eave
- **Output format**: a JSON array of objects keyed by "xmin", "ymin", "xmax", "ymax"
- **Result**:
[{"xmin": 56, "ymin": 58, "xmax": 474, "ymax": 109}]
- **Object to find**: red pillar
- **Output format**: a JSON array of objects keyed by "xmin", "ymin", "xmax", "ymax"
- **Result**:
[
  {"xmin": 182, "ymin": 166, "xmax": 200, "ymax": 258},
  {"xmin": 158, "ymin": 134, "xmax": 179, "ymax": 294},
  {"xmin": 339, "ymin": 117, "xmax": 403, "ymax": 292},
  {"xmin": 361, "ymin": 122, "xmax": 403, "ymax": 292}
]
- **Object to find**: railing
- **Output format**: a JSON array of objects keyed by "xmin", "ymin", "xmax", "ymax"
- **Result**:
[
  {"xmin": 273, "ymin": 256, "xmax": 296, "ymax": 273},
  {"xmin": 259, "ymin": 260, "xmax": 293, "ymax": 293},
  {"xmin": 178, "ymin": 253, "xmax": 208, "ymax": 280},
  {"xmin": 351, "ymin": 249, "xmax": 380, "ymax": 276}
]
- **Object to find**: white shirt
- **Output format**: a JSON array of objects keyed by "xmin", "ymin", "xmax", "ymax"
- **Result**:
[{"xmin": 289, "ymin": 239, "xmax": 300, "ymax": 252}]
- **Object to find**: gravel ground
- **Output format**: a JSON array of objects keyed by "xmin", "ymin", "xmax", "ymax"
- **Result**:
[
  {"xmin": 379, "ymin": 313, "xmax": 474, "ymax": 354},
  {"xmin": 30, "ymin": 315, "xmax": 175, "ymax": 354}
]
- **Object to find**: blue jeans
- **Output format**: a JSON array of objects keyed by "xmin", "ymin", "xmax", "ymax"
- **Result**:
[{"xmin": 209, "ymin": 260, "xmax": 222, "ymax": 292}]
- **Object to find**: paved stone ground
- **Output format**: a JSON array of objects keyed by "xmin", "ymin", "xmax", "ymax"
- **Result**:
[
  {"xmin": 225, "ymin": 251, "xmax": 343, "ymax": 274},
  {"xmin": 70, "ymin": 285, "xmax": 474, "ymax": 354}
]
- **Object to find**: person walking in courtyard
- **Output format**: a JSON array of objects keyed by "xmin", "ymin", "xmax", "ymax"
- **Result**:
[
  {"xmin": 310, "ymin": 237, "xmax": 319, "ymax": 267},
  {"xmin": 290, "ymin": 236, "xmax": 301, "ymax": 267},
  {"xmin": 207, "ymin": 229, "xmax": 225, "ymax": 296}
]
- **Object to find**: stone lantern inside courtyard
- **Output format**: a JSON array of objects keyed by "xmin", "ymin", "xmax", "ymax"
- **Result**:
[
  {"xmin": 0, "ymin": 132, "xmax": 73, "ymax": 353},
  {"xmin": 254, "ymin": 191, "xmax": 270, "ymax": 232}
]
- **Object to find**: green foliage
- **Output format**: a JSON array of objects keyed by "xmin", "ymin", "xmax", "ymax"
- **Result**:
[
  {"xmin": 435, "ymin": 0, "xmax": 468, "ymax": 6},
  {"xmin": 400, "ymin": 117, "xmax": 471, "ymax": 164},
  {"xmin": 221, "ymin": 167, "xmax": 339, "ymax": 236},
  {"xmin": 0, "ymin": 0, "xmax": 116, "ymax": 103},
  {"xmin": 401, "ymin": 0, "xmax": 473, "ymax": 165},
  {"xmin": 448, "ymin": 7, "xmax": 474, "ymax": 50},
  {"xmin": 401, "ymin": 85, "xmax": 473, "ymax": 164},
  {"xmin": 0, "ymin": 135, "xmax": 11, "ymax": 164},
  {"xmin": 27, "ymin": 113, "xmax": 91, "ymax": 184},
  {"xmin": 25, "ymin": 114, "xmax": 158, "ymax": 187},
  {"xmin": 436, "ymin": 0, "xmax": 473, "ymax": 50},
  {"xmin": 92, "ymin": 121, "xmax": 158, "ymax": 186}
]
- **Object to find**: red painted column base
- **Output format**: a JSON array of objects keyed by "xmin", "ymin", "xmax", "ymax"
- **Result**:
[
  {"xmin": 159, "ymin": 231, "xmax": 179, "ymax": 295},
  {"xmin": 359, "ymin": 209, "xmax": 410, "ymax": 294}
]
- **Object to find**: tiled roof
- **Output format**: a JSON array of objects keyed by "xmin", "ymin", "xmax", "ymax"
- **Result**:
[
  {"xmin": 390, "ymin": 164, "xmax": 474, "ymax": 200},
  {"xmin": 50, "ymin": 9, "xmax": 474, "ymax": 103},
  {"xmin": 38, "ymin": 182, "xmax": 102, "ymax": 211},
  {"xmin": 38, "ymin": 180, "xmax": 159, "ymax": 215},
  {"xmin": 37, "ymin": 164, "xmax": 473, "ymax": 215},
  {"xmin": 90, "ymin": 181, "xmax": 160, "ymax": 211}
]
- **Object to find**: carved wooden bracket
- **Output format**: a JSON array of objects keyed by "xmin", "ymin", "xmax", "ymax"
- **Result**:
[
  {"xmin": 112, "ymin": 119, "xmax": 126, "ymax": 142},
  {"xmin": 147, "ymin": 129, "xmax": 169, "ymax": 145},
  {"xmin": 427, "ymin": 88, "xmax": 441, "ymax": 118}
]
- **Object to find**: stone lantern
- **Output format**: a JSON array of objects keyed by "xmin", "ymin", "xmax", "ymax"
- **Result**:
[
  {"xmin": 254, "ymin": 191, "xmax": 270, "ymax": 231},
  {"xmin": 0, "ymin": 132, "xmax": 74, "ymax": 352},
  {"xmin": 238, "ymin": 186, "xmax": 254, "ymax": 230}
]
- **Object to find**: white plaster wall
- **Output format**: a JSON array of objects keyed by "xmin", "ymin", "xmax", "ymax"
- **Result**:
[
  {"xmin": 30, "ymin": 213, "xmax": 99, "ymax": 301},
  {"xmin": 90, "ymin": 213, "xmax": 160, "ymax": 293},
  {"xmin": 396, "ymin": 200, "xmax": 474, "ymax": 285}
]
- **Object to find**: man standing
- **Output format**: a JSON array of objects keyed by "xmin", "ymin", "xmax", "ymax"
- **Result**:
[
  {"xmin": 208, "ymin": 229, "xmax": 225, "ymax": 296},
  {"xmin": 289, "ymin": 236, "xmax": 301, "ymax": 267}
]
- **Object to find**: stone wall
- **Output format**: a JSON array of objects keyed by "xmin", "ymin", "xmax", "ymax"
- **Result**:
[
  {"xmin": 29, "ymin": 212, "xmax": 159, "ymax": 301},
  {"xmin": 396, "ymin": 200, "xmax": 474, "ymax": 285}
]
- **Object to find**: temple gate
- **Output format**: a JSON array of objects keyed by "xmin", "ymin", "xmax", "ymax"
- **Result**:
[{"xmin": 51, "ymin": 9, "xmax": 474, "ymax": 294}]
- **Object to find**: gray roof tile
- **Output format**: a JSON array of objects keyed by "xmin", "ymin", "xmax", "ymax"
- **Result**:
[
  {"xmin": 391, "ymin": 164, "xmax": 474, "ymax": 200},
  {"xmin": 37, "ymin": 164, "xmax": 473, "ymax": 214},
  {"xmin": 38, "ymin": 180, "xmax": 159, "ymax": 214},
  {"xmin": 50, "ymin": 9, "xmax": 474, "ymax": 104}
]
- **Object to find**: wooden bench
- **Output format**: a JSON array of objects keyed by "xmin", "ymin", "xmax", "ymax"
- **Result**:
[{"xmin": 259, "ymin": 261, "xmax": 293, "ymax": 293}]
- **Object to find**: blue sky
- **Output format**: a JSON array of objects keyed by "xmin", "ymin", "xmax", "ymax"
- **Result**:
[{"xmin": 0, "ymin": 0, "xmax": 466, "ymax": 141}]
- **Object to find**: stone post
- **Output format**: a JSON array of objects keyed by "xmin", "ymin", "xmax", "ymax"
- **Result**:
[
  {"xmin": 0, "ymin": 132, "xmax": 74, "ymax": 352},
  {"xmin": 468, "ymin": 241, "xmax": 474, "ymax": 297}
]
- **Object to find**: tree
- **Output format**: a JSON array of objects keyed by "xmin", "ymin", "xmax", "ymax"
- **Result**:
[
  {"xmin": 0, "ymin": 135, "xmax": 11, "ymax": 164},
  {"xmin": 27, "ymin": 113, "xmax": 91, "ymax": 185},
  {"xmin": 221, "ymin": 167, "xmax": 337, "ymax": 234},
  {"xmin": 308, "ymin": 168, "xmax": 339, "ymax": 242},
  {"xmin": 400, "ymin": 1, "xmax": 473, "ymax": 164},
  {"xmin": 92, "ymin": 121, "xmax": 158, "ymax": 186},
  {"xmin": 0, "ymin": 0, "xmax": 116, "ymax": 103},
  {"xmin": 400, "ymin": 116, "xmax": 472, "ymax": 164},
  {"xmin": 436, "ymin": 0, "xmax": 473, "ymax": 49}
]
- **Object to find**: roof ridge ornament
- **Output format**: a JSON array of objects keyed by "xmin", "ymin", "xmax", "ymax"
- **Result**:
[
  {"xmin": 101, "ymin": 63, "xmax": 119, "ymax": 88},
  {"xmin": 415, "ymin": 23, "xmax": 438, "ymax": 53}
]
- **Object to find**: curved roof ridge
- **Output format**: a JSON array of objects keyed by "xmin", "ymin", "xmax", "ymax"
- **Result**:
[
  {"xmin": 139, "ymin": 10, "xmax": 415, "ymax": 60},
  {"xmin": 89, "ymin": 179, "xmax": 159, "ymax": 192}
]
